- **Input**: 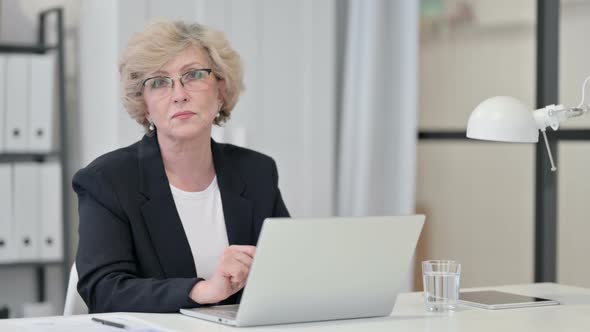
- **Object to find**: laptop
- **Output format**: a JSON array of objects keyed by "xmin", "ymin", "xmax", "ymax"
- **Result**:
[{"xmin": 180, "ymin": 215, "xmax": 425, "ymax": 327}]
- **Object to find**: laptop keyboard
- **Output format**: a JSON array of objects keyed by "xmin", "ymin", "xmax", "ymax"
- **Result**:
[{"xmin": 203, "ymin": 306, "xmax": 238, "ymax": 320}]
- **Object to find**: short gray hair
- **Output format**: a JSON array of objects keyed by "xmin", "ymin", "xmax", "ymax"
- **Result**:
[{"xmin": 119, "ymin": 20, "xmax": 244, "ymax": 132}]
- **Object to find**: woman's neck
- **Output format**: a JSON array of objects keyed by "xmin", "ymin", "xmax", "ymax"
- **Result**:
[{"xmin": 158, "ymin": 132, "xmax": 216, "ymax": 192}]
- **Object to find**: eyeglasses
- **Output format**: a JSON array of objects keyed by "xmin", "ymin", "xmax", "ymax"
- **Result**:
[{"xmin": 141, "ymin": 68, "xmax": 214, "ymax": 98}]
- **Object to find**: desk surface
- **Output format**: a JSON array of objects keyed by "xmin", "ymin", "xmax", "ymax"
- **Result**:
[{"xmin": 2, "ymin": 283, "xmax": 590, "ymax": 331}]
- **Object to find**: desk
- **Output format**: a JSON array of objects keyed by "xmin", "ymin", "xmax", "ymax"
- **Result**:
[{"xmin": 1, "ymin": 283, "xmax": 590, "ymax": 331}]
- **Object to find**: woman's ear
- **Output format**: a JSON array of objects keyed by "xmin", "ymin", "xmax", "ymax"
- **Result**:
[{"xmin": 217, "ymin": 79, "xmax": 227, "ymax": 104}]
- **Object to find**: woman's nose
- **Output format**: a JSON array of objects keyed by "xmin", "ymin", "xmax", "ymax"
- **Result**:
[{"xmin": 172, "ymin": 82, "xmax": 189, "ymax": 103}]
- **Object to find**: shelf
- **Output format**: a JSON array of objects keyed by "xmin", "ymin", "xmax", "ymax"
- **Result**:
[
  {"xmin": 0, "ymin": 153, "xmax": 60, "ymax": 163},
  {"xmin": 0, "ymin": 7, "xmax": 70, "ymax": 306},
  {"xmin": 0, "ymin": 44, "xmax": 56, "ymax": 54}
]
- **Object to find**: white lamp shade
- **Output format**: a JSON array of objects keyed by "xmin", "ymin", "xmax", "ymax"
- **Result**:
[{"xmin": 466, "ymin": 96, "xmax": 539, "ymax": 143}]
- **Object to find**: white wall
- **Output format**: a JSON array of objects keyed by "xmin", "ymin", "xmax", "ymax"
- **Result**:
[
  {"xmin": 416, "ymin": 143, "xmax": 535, "ymax": 288},
  {"xmin": 557, "ymin": 1, "xmax": 590, "ymax": 288},
  {"xmin": 200, "ymin": 0, "xmax": 336, "ymax": 218},
  {"xmin": 560, "ymin": 2, "xmax": 590, "ymax": 128}
]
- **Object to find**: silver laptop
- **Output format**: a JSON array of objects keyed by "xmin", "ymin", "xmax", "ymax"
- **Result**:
[{"xmin": 180, "ymin": 215, "xmax": 425, "ymax": 327}]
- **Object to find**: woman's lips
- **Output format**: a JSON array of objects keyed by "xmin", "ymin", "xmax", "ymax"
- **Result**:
[{"xmin": 172, "ymin": 111, "xmax": 196, "ymax": 119}]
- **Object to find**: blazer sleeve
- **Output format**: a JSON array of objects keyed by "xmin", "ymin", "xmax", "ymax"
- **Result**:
[
  {"xmin": 271, "ymin": 159, "xmax": 290, "ymax": 218},
  {"xmin": 73, "ymin": 167, "xmax": 203, "ymax": 313}
]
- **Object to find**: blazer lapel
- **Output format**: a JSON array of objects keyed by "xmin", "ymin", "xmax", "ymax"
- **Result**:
[
  {"xmin": 137, "ymin": 134, "xmax": 197, "ymax": 278},
  {"xmin": 211, "ymin": 140, "xmax": 254, "ymax": 245}
]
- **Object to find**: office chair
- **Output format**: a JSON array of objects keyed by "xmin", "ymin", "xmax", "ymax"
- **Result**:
[{"xmin": 63, "ymin": 263, "xmax": 88, "ymax": 315}]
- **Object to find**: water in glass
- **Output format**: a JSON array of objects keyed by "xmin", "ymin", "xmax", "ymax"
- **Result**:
[{"xmin": 423, "ymin": 271, "xmax": 460, "ymax": 311}]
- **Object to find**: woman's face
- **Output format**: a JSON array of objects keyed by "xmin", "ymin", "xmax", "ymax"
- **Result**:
[{"xmin": 143, "ymin": 46, "xmax": 224, "ymax": 141}]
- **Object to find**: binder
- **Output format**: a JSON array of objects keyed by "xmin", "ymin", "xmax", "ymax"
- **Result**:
[
  {"xmin": 4, "ymin": 55, "xmax": 30, "ymax": 152},
  {"xmin": 39, "ymin": 161, "xmax": 63, "ymax": 261},
  {"xmin": 29, "ymin": 52, "xmax": 57, "ymax": 153},
  {"xmin": 0, "ymin": 55, "xmax": 6, "ymax": 152},
  {"xmin": 13, "ymin": 163, "xmax": 40, "ymax": 261},
  {"xmin": 0, "ymin": 164, "xmax": 15, "ymax": 263}
]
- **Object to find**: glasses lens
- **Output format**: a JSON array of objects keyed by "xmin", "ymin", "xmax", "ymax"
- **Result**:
[
  {"xmin": 182, "ymin": 70, "xmax": 210, "ymax": 91},
  {"xmin": 144, "ymin": 77, "xmax": 172, "ymax": 97}
]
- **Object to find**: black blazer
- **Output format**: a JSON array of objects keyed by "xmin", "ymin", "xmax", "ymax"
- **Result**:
[{"xmin": 73, "ymin": 133, "xmax": 290, "ymax": 313}]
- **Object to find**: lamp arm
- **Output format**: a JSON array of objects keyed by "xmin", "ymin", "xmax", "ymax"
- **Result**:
[
  {"xmin": 531, "ymin": 104, "xmax": 589, "ymax": 172},
  {"xmin": 576, "ymin": 75, "xmax": 590, "ymax": 108},
  {"xmin": 532, "ymin": 104, "xmax": 588, "ymax": 131},
  {"xmin": 533, "ymin": 105, "xmax": 567, "ymax": 131},
  {"xmin": 540, "ymin": 129, "xmax": 557, "ymax": 172}
]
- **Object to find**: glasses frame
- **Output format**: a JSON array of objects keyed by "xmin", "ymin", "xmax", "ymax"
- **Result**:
[{"xmin": 141, "ymin": 68, "xmax": 214, "ymax": 93}]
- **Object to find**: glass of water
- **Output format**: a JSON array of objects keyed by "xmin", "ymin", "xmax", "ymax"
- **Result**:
[{"xmin": 422, "ymin": 260, "xmax": 461, "ymax": 312}]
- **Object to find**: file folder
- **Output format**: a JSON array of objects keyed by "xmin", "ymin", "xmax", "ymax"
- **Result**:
[
  {"xmin": 0, "ymin": 55, "xmax": 6, "ymax": 152},
  {"xmin": 13, "ymin": 163, "xmax": 40, "ymax": 261},
  {"xmin": 39, "ymin": 161, "xmax": 63, "ymax": 261},
  {"xmin": 0, "ymin": 164, "xmax": 15, "ymax": 263},
  {"xmin": 29, "ymin": 52, "xmax": 57, "ymax": 153},
  {"xmin": 4, "ymin": 55, "xmax": 30, "ymax": 152}
]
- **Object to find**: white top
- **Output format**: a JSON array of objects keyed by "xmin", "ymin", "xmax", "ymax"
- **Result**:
[{"xmin": 169, "ymin": 176, "xmax": 228, "ymax": 280}]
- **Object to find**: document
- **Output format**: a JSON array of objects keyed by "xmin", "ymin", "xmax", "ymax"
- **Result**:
[
  {"xmin": 39, "ymin": 161, "xmax": 62, "ymax": 261},
  {"xmin": 4, "ymin": 55, "xmax": 29, "ymax": 152},
  {"xmin": 0, "ymin": 55, "xmax": 6, "ymax": 152},
  {"xmin": 13, "ymin": 163, "xmax": 40, "ymax": 260},
  {"xmin": 0, "ymin": 164, "xmax": 15, "ymax": 263},
  {"xmin": 28, "ymin": 52, "xmax": 57, "ymax": 153}
]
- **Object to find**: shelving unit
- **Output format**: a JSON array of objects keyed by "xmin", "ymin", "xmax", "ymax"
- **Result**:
[{"xmin": 0, "ymin": 7, "xmax": 69, "ymax": 313}]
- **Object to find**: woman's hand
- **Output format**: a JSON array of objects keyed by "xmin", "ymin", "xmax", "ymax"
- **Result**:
[{"xmin": 189, "ymin": 245, "xmax": 256, "ymax": 304}]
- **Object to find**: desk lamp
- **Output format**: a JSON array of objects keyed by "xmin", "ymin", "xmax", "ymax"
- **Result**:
[{"xmin": 466, "ymin": 76, "xmax": 590, "ymax": 171}]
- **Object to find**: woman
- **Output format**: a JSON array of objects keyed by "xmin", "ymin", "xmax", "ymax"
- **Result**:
[{"xmin": 73, "ymin": 21, "xmax": 289, "ymax": 313}]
